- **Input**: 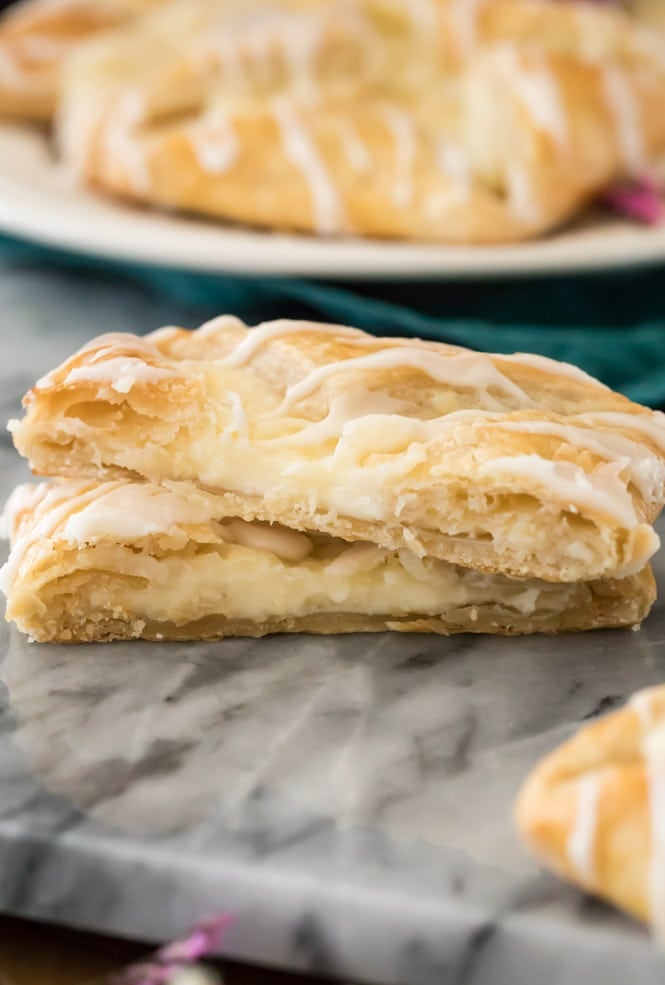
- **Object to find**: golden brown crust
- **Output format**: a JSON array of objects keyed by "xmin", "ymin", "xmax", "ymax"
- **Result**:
[
  {"xmin": 11, "ymin": 317, "xmax": 665, "ymax": 583},
  {"xmin": 1, "ymin": 478, "xmax": 656, "ymax": 643},
  {"xmin": 515, "ymin": 685, "xmax": 665, "ymax": 929},
  {"xmin": 0, "ymin": 0, "xmax": 164, "ymax": 120},
  {"xmin": 58, "ymin": 0, "xmax": 665, "ymax": 243},
  {"xmin": 629, "ymin": 1, "xmax": 665, "ymax": 38}
]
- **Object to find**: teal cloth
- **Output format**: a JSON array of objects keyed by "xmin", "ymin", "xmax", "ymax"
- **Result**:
[{"xmin": 2, "ymin": 232, "xmax": 665, "ymax": 406}]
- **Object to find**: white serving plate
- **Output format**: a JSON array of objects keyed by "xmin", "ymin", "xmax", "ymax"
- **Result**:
[{"xmin": 1, "ymin": 122, "xmax": 664, "ymax": 279}]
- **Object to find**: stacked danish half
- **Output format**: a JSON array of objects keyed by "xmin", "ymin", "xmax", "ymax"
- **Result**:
[{"xmin": 2, "ymin": 316, "xmax": 665, "ymax": 643}]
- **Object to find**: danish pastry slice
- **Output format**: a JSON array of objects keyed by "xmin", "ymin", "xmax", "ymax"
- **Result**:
[
  {"xmin": 10, "ymin": 317, "xmax": 665, "ymax": 584},
  {"xmin": 0, "ymin": 479, "xmax": 656, "ymax": 643},
  {"xmin": 516, "ymin": 685, "xmax": 665, "ymax": 932},
  {"xmin": 0, "ymin": 0, "xmax": 165, "ymax": 120},
  {"xmin": 57, "ymin": 0, "xmax": 665, "ymax": 242}
]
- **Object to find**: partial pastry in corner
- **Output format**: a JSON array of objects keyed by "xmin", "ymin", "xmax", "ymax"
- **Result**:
[
  {"xmin": 10, "ymin": 316, "xmax": 665, "ymax": 583},
  {"xmin": 57, "ymin": 0, "xmax": 665, "ymax": 243},
  {"xmin": 0, "ymin": 479, "xmax": 656, "ymax": 643},
  {"xmin": 0, "ymin": 0, "xmax": 165, "ymax": 121},
  {"xmin": 516, "ymin": 684, "xmax": 665, "ymax": 932}
]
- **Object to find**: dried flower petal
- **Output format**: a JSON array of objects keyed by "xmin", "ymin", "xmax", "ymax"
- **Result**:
[
  {"xmin": 110, "ymin": 914, "xmax": 233, "ymax": 985},
  {"xmin": 603, "ymin": 178, "xmax": 665, "ymax": 225},
  {"xmin": 158, "ymin": 915, "xmax": 234, "ymax": 964}
]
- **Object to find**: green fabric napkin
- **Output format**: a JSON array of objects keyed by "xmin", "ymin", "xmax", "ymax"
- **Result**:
[{"xmin": 2, "ymin": 232, "xmax": 664, "ymax": 407}]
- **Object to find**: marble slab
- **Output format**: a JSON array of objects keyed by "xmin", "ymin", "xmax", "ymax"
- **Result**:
[{"xmin": 2, "ymin": 258, "xmax": 665, "ymax": 985}]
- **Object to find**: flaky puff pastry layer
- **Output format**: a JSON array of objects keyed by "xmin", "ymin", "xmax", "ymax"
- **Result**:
[
  {"xmin": 0, "ymin": 0, "xmax": 165, "ymax": 121},
  {"xmin": 516, "ymin": 685, "xmax": 665, "ymax": 932},
  {"xmin": 11, "ymin": 317, "xmax": 665, "ymax": 583},
  {"xmin": 57, "ymin": 0, "xmax": 665, "ymax": 243},
  {"xmin": 0, "ymin": 479, "xmax": 656, "ymax": 643}
]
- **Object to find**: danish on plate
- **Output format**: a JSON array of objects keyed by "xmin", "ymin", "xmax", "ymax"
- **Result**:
[
  {"xmin": 1, "ymin": 478, "xmax": 656, "ymax": 642},
  {"xmin": 0, "ymin": 0, "xmax": 164, "ymax": 120},
  {"xmin": 56, "ymin": 0, "xmax": 665, "ymax": 242},
  {"xmin": 10, "ymin": 316, "xmax": 665, "ymax": 584},
  {"xmin": 516, "ymin": 685, "xmax": 665, "ymax": 932}
]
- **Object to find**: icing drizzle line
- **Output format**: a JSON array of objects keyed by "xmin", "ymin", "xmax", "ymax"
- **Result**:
[
  {"xmin": 567, "ymin": 773, "xmax": 600, "ymax": 884},
  {"xmin": 631, "ymin": 689, "xmax": 665, "ymax": 938},
  {"xmin": 272, "ymin": 97, "xmax": 345, "ymax": 234}
]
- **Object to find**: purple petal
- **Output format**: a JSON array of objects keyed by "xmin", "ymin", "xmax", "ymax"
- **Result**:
[
  {"xmin": 158, "ymin": 914, "xmax": 234, "ymax": 964},
  {"xmin": 602, "ymin": 178, "xmax": 665, "ymax": 226},
  {"xmin": 110, "ymin": 915, "xmax": 234, "ymax": 985}
]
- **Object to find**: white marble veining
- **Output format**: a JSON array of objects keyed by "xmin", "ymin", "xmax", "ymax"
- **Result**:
[{"xmin": 1, "ymin": 255, "xmax": 665, "ymax": 985}]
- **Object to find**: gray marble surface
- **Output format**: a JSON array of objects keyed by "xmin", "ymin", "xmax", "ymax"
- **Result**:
[{"xmin": 2, "ymin": 256, "xmax": 665, "ymax": 985}]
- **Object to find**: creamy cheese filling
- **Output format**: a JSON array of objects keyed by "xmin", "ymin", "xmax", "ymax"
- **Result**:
[
  {"xmin": 2, "ymin": 480, "xmax": 579, "ymax": 626},
  {"xmin": 63, "ymin": 537, "xmax": 563, "ymax": 625}
]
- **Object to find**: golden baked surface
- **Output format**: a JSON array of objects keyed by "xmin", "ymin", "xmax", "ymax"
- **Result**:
[
  {"xmin": 630, "ymin": 0, "xmax": 665, "ymax": 37},
  {"xmin": 0, "ymin": 0, "xmax": 164, "ymax": 120},
  {"xmin": 516, "ymin": 684, "xmax": 665, "ymax": 932},
  {"xmin": 1, "ymin": 478, "xmax": 655, "ymax": 642},
  {"xmin": 56, "ymin": 0, "xmax": 665, "ymax": 243},
  {"xmin": 11, "ymin": 316, "xmax": 665, "ymax": 582}
]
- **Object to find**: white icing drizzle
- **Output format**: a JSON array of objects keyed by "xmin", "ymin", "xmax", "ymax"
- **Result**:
[
  {"xmin": 103, "ymin": 91, "xmax": 151, "ymax": 195},
  {"xmin": 566, "ymin": 773, "xmax": 601, "ymax": 884},
  {"xmin": 79, "ymin": 332, "xmax": 162, "ymax": 361},
  {"xmin": 0, "ymin": 480, "xmax": 315, "ymax": 581},
  {"xmin": 217, "ymin": 320, "xmax": 366, "ymax": 368},
  {"xmin": 223, "ymin": 391, "xmax": 248, "ymax": 441},
  {"xmin": 64, "ymin": 357, "xmax": 176, "ymax": 391},
  {"xmin": 191, "ymin": 109, "xmax": 238, "ymax": 174},
  {"xmin": 272, "ymin": 97, "xmax": 344, "ymax": 235},
  {"xmin": 240, "ymin": 24, "xmax": 276, "ymax": 84},
  {"xmin": 437, "ymin": 143, "xmax": 471, "ymax": 192},
  {"xmin": 479, "ymin": 456, "xmax": 639, "ymax": 527},
  {"xmin": 61, "ymin": 483, "xmax": 214, "ymax": 545},
  {"xmin": 0, "ymin": 482, "xmax": 117, "ymax": 594},
  {"xmin": 23, "ymin": 321, "xmax": 665, "ymax": 558},
  {"xmin": 218, "ymin": 8, "xmax": 330, "ymax": 93},
  {"xmin": 494, "ymin": 419, "xmax": 665, "ymax": 502},
  {"xmin": 331, "ymin": 119, "xmax": 372, "ymax": 173},
  {"xmin": 213, "ymin": 321, "xmax": 620, "ymax": 406},
  {"xmin": 145, "ymin": 326, "xmax": 182, "ymax": 344},
  {"xmin": 578, "ymin": 411, "xmax": 665, "ymax": 456},
  {"xmin": 270, "ymin": 11, "xmax": 326, "ymax": 92},
  {"xmin": 328, "ymin": 409, "xmax": 496, "ymax": 468},
  {"xmin": 274, "ymin": 346, "xmax": 533, "ymax": 414},
  {"xmin": 509, "ymin": 60, "xmax": 568, "ymax": 146},
  {"xmin": 265, "ymin": 390, "xmax": 416, "ymax": 450},
  {"xmin": 506, "ymin": 165, "xmax": 540, "ymax": 225},
  {"xmin": 451, "ymin": 0, "xmax": 486, "ymax": 55},
  {"xmin": 506, "ymin": 353, "xmax": 608, "ymax": 389},
  {"xmin": 602, "ymin": 67, "xmax": 645, "ymax": 173},
  {"xmin": 382, "ymin": 106, "xmax": 417, "ymax": 208},
  {"xmin": 0, "ymin": 483, "xmax": 49, "ymax": 542},
  {"xmin": 628, "ymin": 689, "xmax": 665, "ymax": 937},
  {"xmin": 196, "ymin": 314, "xmax": 247, "ymax": 341},
  {"xmin": 641, "ymin": 716, "xmax": 665, "ymax": 939}
]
